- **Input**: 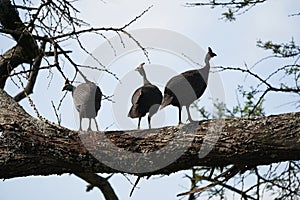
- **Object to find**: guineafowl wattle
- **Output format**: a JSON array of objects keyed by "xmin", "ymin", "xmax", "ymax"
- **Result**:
[
  {"xmin": 160, "ymin": 47, "xmax": 217, "ymax": 124},
  {"xmin": 128, "ymin": 63, "xmax": 163, "ymax": 129},
  {"xmin": 63, "ymin": 79, "xmax": 102, "ymax": 131}
]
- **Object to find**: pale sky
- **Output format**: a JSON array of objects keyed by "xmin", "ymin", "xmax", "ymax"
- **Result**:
[{"xmin": 1, "ymin": 0, "xmax": 300, "ymax": 199}]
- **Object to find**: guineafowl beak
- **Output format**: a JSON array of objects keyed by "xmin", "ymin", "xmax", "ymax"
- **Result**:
[
  {"xmin": 62, "ymin": 84, "xmax": 72, "ymax": 91},
  {"xmin": 62, "ymin": 85, "xmax": 67, "ymax": 91},
  {"xmin": 134, "ymin": 62, "xmax": 145, "ymax": 71}
]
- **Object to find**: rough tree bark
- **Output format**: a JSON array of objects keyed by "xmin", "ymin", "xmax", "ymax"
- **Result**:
[
  {"xmin": 0, "ymin": 0, "xmax": 39, "ymax": 89},
  {"xmin": 0, "ymin": 88, "xmax": 300, "ymax": 179}
]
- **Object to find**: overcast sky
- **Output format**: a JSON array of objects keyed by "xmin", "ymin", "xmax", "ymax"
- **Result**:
[{"xmin": 1, "ymin": 0, "xmax": 300, "ymax": 199}]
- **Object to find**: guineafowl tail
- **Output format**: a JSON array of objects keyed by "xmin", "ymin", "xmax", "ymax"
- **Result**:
[
  {"xmin": 128, "ymin": 105, "xmax": 140, "ymax": 118},
  {"xmin": 160, "ymin": 95, "xmax": 173, "ymax": 110}
]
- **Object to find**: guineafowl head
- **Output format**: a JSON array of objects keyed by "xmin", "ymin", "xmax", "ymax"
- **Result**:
[
  {"xmin": 62, "ymin": 79, "xmax": 75, "ymax": 92},
  {"xmin": 208, "ymin": 47, "xmax": 217, "ymax": 58},
  {"xmin": 135, "ymin": 62, "xmax": 146, "ymax": 76},
  {"xmin": 135, "ymin": 62, "xmax": 150, "ymax": 85},
  {"xmin": 205, "ymin": 47, "xmax": 217, "ymax": 64}
]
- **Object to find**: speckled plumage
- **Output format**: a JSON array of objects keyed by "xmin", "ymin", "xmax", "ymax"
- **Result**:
[
  {"xmin": 63, "ymin": 80, "xmax": 102, "ymax": 131},
  {"xmin": 161, "ymin": 47, "xmax": 217, "ymax": 124},
  {"xmin": 128, "ymin": 63, "xmax": 162, "ymax": 129}
]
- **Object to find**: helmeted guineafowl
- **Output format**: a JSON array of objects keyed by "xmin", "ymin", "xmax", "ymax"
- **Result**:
[
  {"xmin": 160, "ymin": 47, "xmax": 217, "ymax": 124},
  {"xmin": 128, "ymin": 62, "xmax": 163, "ymax": 129},
  {"xmin": 63, "ymin": 79, "xmax": 102, "ymax": 131}
]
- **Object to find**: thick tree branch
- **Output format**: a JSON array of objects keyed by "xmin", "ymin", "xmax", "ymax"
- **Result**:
[{"xmin": 0, "ymin": 89, "xmax": 300, "ymax": 180}]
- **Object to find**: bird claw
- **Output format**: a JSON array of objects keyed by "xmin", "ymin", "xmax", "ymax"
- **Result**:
[{"xmin": 187, "ymin": 118, "xmax": 197, "ymax": 124}]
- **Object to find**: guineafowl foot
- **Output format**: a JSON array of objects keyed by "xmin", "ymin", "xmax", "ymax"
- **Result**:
[{"xmin": 187, "ymin": 118, "xmax": 197, "ymax": 123}]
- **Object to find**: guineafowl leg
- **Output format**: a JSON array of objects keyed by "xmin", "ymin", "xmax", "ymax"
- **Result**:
[
  {"xmin": 94, "ymin": 118, "xmax": 99, "ymax": 131},
  {"xmin": 87, "ymin": 118, "xmax": 92, "ymax": 131},
  {"xmin": 186, "ymin": 105, "xmax": 195, "ymax": 123},
  {"xmin": 137, "ymin": 117, "xmax": 141, "ymax": 129},
  {"xmin": 148, "ymin": 105, "xmax": 159, "ymax": 129},
  {"xmin": 148, "ymin": 115, "xmax": 151, "ymax": 129},
  {"xmin": 178, "ymin": 106, "xmax": 182, "ymax": 125},
  {"xmin": 79, "ymin": 116, "xmax": 83, "ymax": 131}
]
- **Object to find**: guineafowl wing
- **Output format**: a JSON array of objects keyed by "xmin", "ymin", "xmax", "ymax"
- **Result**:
[
  {"xmin": 182, "ymin": 69, "xmax": 207, "ymax": 98},
  {"xmin": 73, "ymin": 83, "xmax": 89, "ymax": 112},
  {"xmin": 131, "ymin": 87, "xmax": 143, "ymax": 105},
  {"xmin": 73, "ymin": 82, "xmax": 100, "ymax": 118},
  {"xmin": 128, "ymin": 85, "xmax": 162, "ymax": 118},
  {"xmin": 95, "ymin": 86, "xmax": 102, "ymax": 113},
  {"xmin": 136, "ymin": 85, "xmax": 162, "ymax": 109},
  {"xmin": 163, "ymin": 70, "xmax": 205, "ymax": 107}
]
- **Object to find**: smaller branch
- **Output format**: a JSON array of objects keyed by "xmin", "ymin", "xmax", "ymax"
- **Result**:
[
  {"xmin": 185, "ymin": 0, "xmax": 266, "ymax": 21},
  {"xmin": 50, "ymin": 6, "xmax": 153, "ymax": 41},
  {"xmin": 289, "ymin": 12, "xmax": 300, "ymax": 17},
  {"xmin": 75, "ymin": 173, "xmax": 118, "ymax": 200},
  {"xmin": 248, "ymin": 88, "xmax": 270, "ymax": 117},
  {"xmin": 185, "ymin": 0, "xmax": 266, "ymax": 7},
  {"xmin": 14, "ymin": 72, "xmax": 42, "ymax": 119},
  {"xmin": 214, "ymin": 65, "xmax": 300, "ymax": 93},
  {"xmin": 0, "ymin": 65, "xmax": 54, "ymax": 78},
  {"xmin": 214, "ymin": 66, "xmax": 273, "ymax": 88},
  {"xmin": 129, "ymin": 176, "xmax": 141, "ymax": 197},
  {"xmin": 13, "ymin": 5, "xmax": 38, "ymax": 11},
  {"xmin": 120, "ymin": 30, "xmax": 150, "ymax": 64},
  {"xmin": 78, "ymin": 65, "xmax": 120, "ymax": 82},
  {"xmin": 57, "ymin": 91, "xmax": 68, "ymax": 110},
  {"xmin": 199, "ymin": 172, "xmax": 257, "ymax": 200},
  {"xmin": 44, "ymin": 50, "xmax": 72, "ymax": 57},
  {"xmin": 121, "ymin": 5, "xmax": 153, "ymax": 30},
  {"xmin": 177, "ymin": 165, "xmax": 243, "ymax": 197},
  {"xmin": 73, "ymin": 34, "xmax": 120, "ymax": 81},
  {"xmin": 51, "ymin": 101, "xmax": 61, "ymax": 125},
  {"xmin": 14, "ymin": 41, "xmax": 46, "ymax": 102},
  {"xmin": 27, "ymin": 0, "xmax": 52, "ymax": 31},
  {"xmin": 102, "ymin": 94, "xmax": 115, "ymax": 103}
]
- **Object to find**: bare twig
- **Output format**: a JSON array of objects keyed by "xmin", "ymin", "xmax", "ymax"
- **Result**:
[
  {"xmin": 51, "ymin": 101, "xmax": 61, "ymax": 125},
  {"xmin": 129, "ymin": 176, "xmax": 141, "ymax": 197}
]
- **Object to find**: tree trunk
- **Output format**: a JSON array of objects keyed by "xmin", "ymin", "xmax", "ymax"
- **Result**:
[
  {"xmin": 0, "ymin": 0, "xmax": 39, "ymax": 89},
  {"xmin": 0, "ymin": 89, "xmax": 299, "ymax": 179}
]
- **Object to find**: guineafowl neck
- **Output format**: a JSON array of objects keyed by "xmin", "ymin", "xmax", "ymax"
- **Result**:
[
  {"xmin": 143, "ymin": 77, "xmax": 150, "ymax": 85},
  {"xmin": 201, "ymin": 55, "xmax": 211, "ymax": 82},
  {"xmin": 141, "ymin": 68, "xmax": 150, "ymax": 85},
  {"xmin": 201, "ymin": 63, "xmax": 210, "ymax": 82},
  {"xmin": 205, "ymin": 53, "xmax": 211, "ymax": 65},
  {"xmin": 70, "ymin": 85, "xmax": 76, "ymax": 94}
]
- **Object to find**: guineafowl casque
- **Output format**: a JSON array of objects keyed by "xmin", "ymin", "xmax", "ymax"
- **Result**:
[
  {"xmin": 128, "ymin": 63, "xmax": 163, "ymax": 129},
  {"xmin": 63, "ymin": 79, "xmax": 102, "ymax": 131},
  {"xmin": 160, "ymin": 47, "xmax": 217, "ymax": 124}
]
